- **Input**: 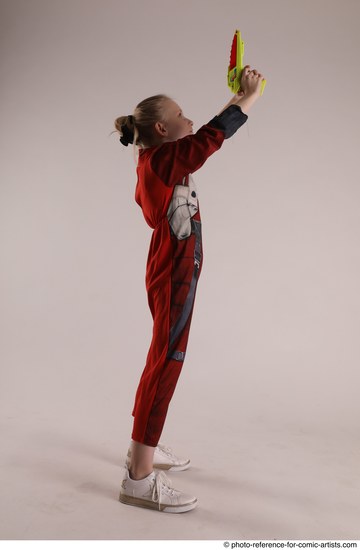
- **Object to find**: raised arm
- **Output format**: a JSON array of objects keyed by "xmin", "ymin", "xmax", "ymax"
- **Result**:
[
  {"xmin": 149, "ymin": 103, "xmax": 248, "ymax": 187},
  {"xmin": 149, "ymin": 65, "xmax": 265, "ymax": 187}
]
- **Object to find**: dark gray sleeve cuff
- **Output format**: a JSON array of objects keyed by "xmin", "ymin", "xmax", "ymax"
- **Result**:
[{"xmin": 207, "ymin": 104, "xmax": 248, "ymax": 139}]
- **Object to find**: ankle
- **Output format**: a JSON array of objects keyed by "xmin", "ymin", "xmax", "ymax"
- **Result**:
[{"xmin": 129, "ymin": 468, "xmax": 153, "ymax": 481}]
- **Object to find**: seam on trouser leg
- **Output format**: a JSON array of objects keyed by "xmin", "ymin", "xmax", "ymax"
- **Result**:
[{"xmin": 166, "ymin": 219, "xmax": 202, "ymax": 359}]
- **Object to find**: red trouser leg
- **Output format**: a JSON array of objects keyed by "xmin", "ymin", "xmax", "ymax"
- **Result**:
[{"xmin": 131, "ymin": 219, "xmax": 203, "ymax": 447}]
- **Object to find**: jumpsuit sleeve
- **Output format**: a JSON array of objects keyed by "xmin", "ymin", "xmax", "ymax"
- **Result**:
[{"xmin": 150, "ymin": 104, "xmax": 248, "ymax": 187}]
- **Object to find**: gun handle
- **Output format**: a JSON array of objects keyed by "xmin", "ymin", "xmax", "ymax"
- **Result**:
[{"xmin": 260, "ymin": 78, "xmax": 266, "ymax": 96}]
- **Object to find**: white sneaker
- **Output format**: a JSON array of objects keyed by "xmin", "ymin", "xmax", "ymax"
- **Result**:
[
  {"xmin": 126, "ymin": 441, "xmax": 190, "ymax": 471},
  {"xmin": 119, "ymin": 464, "xmax": 198, "ymax": 513}
]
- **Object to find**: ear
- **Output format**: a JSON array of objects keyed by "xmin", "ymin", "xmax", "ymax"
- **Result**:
[{"xmin": 154, "ymin": 121, "xmax": 167, "ymax": 136}]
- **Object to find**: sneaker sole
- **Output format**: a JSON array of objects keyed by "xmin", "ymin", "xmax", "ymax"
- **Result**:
[{"xmin": 119, "ymin": 492, "xmax": 198, "ymax": 513}]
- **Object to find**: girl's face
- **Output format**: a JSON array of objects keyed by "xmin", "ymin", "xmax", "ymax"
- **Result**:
[{"xmin": 155, "ymin": 100, "xmax": 194, "ymax": 143}]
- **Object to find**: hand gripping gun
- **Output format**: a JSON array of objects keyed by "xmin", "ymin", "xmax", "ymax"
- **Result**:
[{"xmin": 227, "ymin": 29, "xmax": 266, "ymax": 96}]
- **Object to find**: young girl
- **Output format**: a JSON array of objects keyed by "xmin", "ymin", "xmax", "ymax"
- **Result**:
[{"xmin": 115, "ymin": 65, "xmax": 265, "ymax": 513}]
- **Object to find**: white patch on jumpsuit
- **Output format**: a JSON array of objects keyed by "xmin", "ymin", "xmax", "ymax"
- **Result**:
[{"xmin": 166, "ymin": 174, "xmax": 199, "ymax": 240}]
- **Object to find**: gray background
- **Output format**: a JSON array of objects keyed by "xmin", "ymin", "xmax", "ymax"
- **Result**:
[{"xmin": 1, "ymin": 0, "xmax": 359, "ymax": 540}]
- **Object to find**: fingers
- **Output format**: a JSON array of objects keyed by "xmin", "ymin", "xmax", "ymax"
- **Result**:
[
  {"xmin": 244, "ymin": 65, "xmax": 263, "ymax": 77},
  {"xmin": 246, "ymin": 67, "xmax": 264, "ymax": 79}
]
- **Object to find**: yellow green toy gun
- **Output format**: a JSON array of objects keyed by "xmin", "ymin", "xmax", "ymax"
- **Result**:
[{"xmin": 227, "ymin": 29, "xmax": 266, "ymax": 96}]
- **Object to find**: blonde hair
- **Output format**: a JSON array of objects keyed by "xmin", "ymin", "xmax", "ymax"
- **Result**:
[{"xmin": 111, "ymin": 93, "xmax": 174, "ymax": 163}]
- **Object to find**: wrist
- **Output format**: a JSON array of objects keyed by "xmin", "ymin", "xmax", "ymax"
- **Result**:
[{"xmin": 236, "ymin": 92, "xmax": 258, "ymax": 114}]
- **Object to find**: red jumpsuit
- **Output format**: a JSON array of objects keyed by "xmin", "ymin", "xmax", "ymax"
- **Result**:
[{"xmin": 131, "ymin": 104, "xmax": 248, "ymax": 446}]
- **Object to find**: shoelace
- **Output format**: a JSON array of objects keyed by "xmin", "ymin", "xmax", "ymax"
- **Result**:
[
  {"xmin": 151, "ymin": 470, "xmax": 175, "ymax": 510},
  {"xmin": 157, "ymin": 443, "xmax": 174, "ymax": 457}
]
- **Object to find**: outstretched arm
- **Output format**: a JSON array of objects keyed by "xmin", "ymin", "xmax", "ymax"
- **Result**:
[{"xmin": 149, "ymin": 64, "xmax": 265, "ymax": 187}]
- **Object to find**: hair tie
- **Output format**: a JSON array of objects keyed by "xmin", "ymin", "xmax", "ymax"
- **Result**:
[{"xmin": 120, "ymin": 115, "xmax": 134, "ymax": 146}]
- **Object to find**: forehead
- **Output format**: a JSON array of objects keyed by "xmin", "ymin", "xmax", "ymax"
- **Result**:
[{"xmin": 167, "ymin": 100, "xmax": 182, "ymax": 113}]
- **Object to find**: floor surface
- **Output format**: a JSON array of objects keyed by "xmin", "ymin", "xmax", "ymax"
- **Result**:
[{"xmin": 1, "ymin": 401, "xmax": 359, "ymax": 541}]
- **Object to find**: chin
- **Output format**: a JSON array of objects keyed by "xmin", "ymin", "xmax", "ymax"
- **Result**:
[{"xmin": 179, "ymin": 130, "xmax": 193, "ymax": 139}]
